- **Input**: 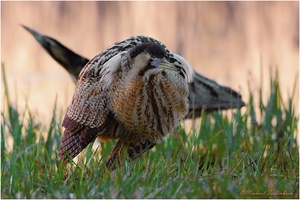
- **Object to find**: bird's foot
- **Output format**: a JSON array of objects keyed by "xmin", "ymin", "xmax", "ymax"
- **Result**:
[
  {"xmin": 127, "ymin": 139, "xmax": 156, "ymax": 161},
  {"xmin": 105, "ymin": 140, "xmax": 124, "ymax": 169}
]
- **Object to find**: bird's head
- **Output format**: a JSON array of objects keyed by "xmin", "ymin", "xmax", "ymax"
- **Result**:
[
  {"xmin": 99, "ymin": 41, "xmax": 194, "ymax": 88},
  {"xmin": 127, "ymin": 42, "xmax": 194, "ymax": 83}
]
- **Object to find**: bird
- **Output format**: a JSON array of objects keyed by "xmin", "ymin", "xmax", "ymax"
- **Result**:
[
  {"xmin": 22, "ymin": 25, "xmax": 246, "ymax": 119},
  {"xmin": 59, "ymin": 36, "xmax": 194, "ymax": 168},
  {"xmin": 22, "ymin": 26, "xmax": 246, "ymax": 168}
]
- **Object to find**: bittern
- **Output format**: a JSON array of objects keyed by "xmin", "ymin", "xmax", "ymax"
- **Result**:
[
  {"xmin": 23, "ymin": 26, "xmax": 245, "ymax": 168},
  {"xmin": 22, "ymin": 25, "xmax": 245, "ymax": 118}
]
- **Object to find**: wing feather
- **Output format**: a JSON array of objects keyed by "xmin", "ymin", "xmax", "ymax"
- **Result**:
[{"xmin": 59, "ymin": 36, "xmax": 175, "ymax": 161}]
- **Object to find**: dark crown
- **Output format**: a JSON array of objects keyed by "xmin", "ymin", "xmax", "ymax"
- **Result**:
[{"xmin": 129, "ymin": 42, "xmax": 166, "ymax": 59}]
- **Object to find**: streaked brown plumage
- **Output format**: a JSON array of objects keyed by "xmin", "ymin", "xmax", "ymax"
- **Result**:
[
  {"xmin": 23, "ymin": 26, "xmax": 246, "ymax": 168},
  {"xmin": 22, "ymin": 25, "xmax": 245, "ymax": 117},
  {"xmin": 59, "ymin": 37, "xmax": 194, "ymax": 168}
]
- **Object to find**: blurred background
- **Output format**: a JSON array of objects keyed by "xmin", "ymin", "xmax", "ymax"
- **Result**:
[{"xmin": 1, "ymin": 1, "xmax": 299, "ymax": 124}]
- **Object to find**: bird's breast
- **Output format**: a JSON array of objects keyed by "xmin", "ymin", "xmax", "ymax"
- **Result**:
[{"xmin": 110, "ymin": 71, "xmax": 189, "ymax": 143}]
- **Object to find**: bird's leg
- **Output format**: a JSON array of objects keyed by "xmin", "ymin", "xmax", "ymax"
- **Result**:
[
  {"xmin": 105, "ymin": 139, "xmax": 124, "ymax": 169},
  {"xmin": 127, "ymin": 139, "xmax": 156, "ymax": 161}
]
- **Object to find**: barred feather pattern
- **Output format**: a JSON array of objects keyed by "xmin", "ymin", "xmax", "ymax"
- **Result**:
[
  {"xmin": 66, "ymin": 77, "xmax": 111, "ymax": 128},
  {"xmin": 78, "ymin": 36, "xmax": 193, "ymax": 83},
  {"xmin": 59, "ymin": 116, "xmax": 99, "ymax": 161},
  {"xmin": 22, "ymin": 25, "xmax": 245, "ymax": 167},
  {"xmin": 110, "ymin": 68, "xmax": 189, "ymax": 143},
  {"xmin": 59, "ymin": 36, "xmax": 193, "ymax": 165}
]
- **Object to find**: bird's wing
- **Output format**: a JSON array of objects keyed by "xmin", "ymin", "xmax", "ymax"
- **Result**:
[
  {"xmin": 65, "ymin": 49, "xmax": 127, "ymax": 127},
  {"xmin": 23, "ymin": 25, "xmax": 245, "ymax": 119},
  {"xmin": 60, "ymin": 52, "xmax": 124, "ymax": 161}
]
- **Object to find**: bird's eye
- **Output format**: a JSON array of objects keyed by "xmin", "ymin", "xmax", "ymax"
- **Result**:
[{"xmin": 149, "ymin": 59, "xmax": 159, "ymax": 68}]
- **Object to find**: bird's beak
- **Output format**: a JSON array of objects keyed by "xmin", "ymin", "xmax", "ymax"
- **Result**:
[{"xmin": 158, "ymin": 62, "xmax": 177, "ymax": 71}]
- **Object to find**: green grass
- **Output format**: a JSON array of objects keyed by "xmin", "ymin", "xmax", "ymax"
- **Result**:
[{"xmin": 1, "ymin": 64, "xmax": 299, "ymax": 198}]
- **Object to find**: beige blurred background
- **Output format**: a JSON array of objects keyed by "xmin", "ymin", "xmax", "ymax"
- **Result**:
[{"xmin": 1, "ymin": 1, "xmax": 299, "ymax": 124}]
